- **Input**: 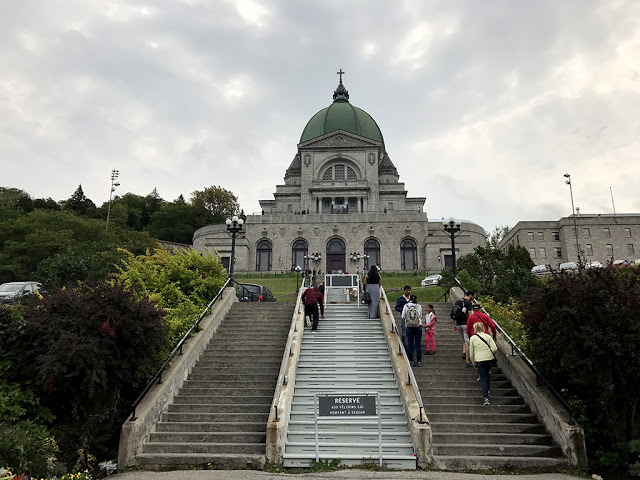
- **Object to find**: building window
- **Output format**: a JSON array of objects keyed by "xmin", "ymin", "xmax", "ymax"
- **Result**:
[
  {"xmin": 604, "ymin": 228, "xmax": 611, "ymax": 238},
  {"xmin": 628, "ymin": 244, "xmax": 635, "ymax": 255},
  {"xmin": 287, "ymin": 204, "xmax": 293, "ymax": 212},
  {"xmin": 527, "ymin": 232, "xmax": 534, "ymax": 242},
  {"xmin": 625, "ymin": 228, "xmax": 632, "ymax": 238},
  {"xmin": 554, "ymin": 247, "xmax": 562, "ymax": 258},
  {"xmin": 552, "ymin": 231, "xmax": 560, "ymax": 241},
  {"xmin": 364, "ymin": 238, "xmax": 381, "ymax": 271},
  {"xmin": 322, "ymin": 164, "xmax": 358, "ymax": 181},
  {"xmin": 291, "ymin": 239, "xmax": 308, "ymax": 270},
  {"xmin": 256, "ymin": 240, "xmax": 272, "ymax": 271},
  {"xmin": 585, "ymin": 244, "xmax": 593, "ymax": 256},
  {"xmin": 347, "ymin": 166, "xmax": 357, "ymax": 180},
  {"xmin": 334, "ymin": 165, "xmax": 345, "ymax": 180},
  {"xmin": 606, "ymin": 244, "xmax": 614, "ymax": 256},
  {"xmin": 322, "ymin": 167, "xmax": 333, "ymax": 180},
  {"xmin": 539, "ymin": 247, "xmax": 546, "ymax": 258},
  {"xmin": 388, "ymin": 202, "xmax": 394, "ymax": 211},
  {"xmin": 537, "ymin": 232, "xmax": 544, "ymax": 241},
  {"xmin": 400, "ymin": 238, "xmax": 417, "ymax": 271},
  {"xmin": 583, "ymin": 228, "xmax": 590, "ymax": 239},
  {"xmin": 529, "ymin": 248, "xmax": 536, "ymax": 258}
]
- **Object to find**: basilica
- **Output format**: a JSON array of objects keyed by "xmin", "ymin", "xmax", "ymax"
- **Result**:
[{"xmin": 193, "ymin": 75, "xmax": 487, "ymax": 274}]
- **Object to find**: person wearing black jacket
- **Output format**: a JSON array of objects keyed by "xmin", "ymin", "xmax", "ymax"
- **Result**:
[{"xmin": 453, "ymin": 290, "xmax": 475, "ymax": 367}]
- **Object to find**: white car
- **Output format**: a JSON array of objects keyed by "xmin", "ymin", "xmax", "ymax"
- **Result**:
[
  {"xmin": 559, "ymin": 262, "xmax": 578, "ymax": 271},
  {"xmin": 531, "ymin": 264, "xmax": 550, "ymax": 274},
  {"xmin": 585, "ymin": 261, "xmax": 603, "ymax": 269},
  {"xmin": 421, "ymin": 274, "xmax": 442, "ymax": 287}
]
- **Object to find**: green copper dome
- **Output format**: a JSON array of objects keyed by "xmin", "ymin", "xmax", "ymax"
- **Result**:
[{"xmin": 299, "ymin": 80, "xmax": 385, "ymax": 150}]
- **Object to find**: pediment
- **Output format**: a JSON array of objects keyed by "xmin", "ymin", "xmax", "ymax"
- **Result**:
[{"xmin": 298, "ymin": 130, "xmax": 382, "ymax": 150}]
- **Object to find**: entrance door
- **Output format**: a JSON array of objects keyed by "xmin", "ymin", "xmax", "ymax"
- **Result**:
[{"xmin": 326, "ymin": 238, "xmax": 346, "ymax": 273}]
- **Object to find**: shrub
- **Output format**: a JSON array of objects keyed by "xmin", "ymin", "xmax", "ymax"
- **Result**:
[
  {"xmin": 519, "ymin": 266, "xmax": 640, "ymax": 473},
  {"xmin": 115, "ymin": 247, "xmax": 227, "ymax": 348},
  {"xmin": 0, "ymin": 420, "xmax": 63, "ymax": 478},
  {"xmin": 7, "ymin": 281, "xmax": 165, "ymax": 464}
]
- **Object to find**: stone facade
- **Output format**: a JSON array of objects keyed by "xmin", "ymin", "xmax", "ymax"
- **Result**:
[
  {"xmin": 192, "ymin": 79, "xmax": 487, "ymax": 273},
  {"xmin": 498, "ymin": 213, "xmax": 640, "ymax": 267}
]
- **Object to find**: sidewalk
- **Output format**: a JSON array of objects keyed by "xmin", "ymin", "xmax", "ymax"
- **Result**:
[{"xmin": 110, "ymin": 469, "xmax": 586, "ymax": 480}]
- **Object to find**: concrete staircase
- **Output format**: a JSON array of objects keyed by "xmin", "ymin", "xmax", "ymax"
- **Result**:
[
  {"xmin": 283, "ymin": 304, "xmax": 416, "ymax": 469},
  {"xmin": 407, "ymin": 302, "xmax": 569, "ymax": 471},
  {"xmin": 136, "ymin": 302, "xmax": 295, "ymax": 469}
]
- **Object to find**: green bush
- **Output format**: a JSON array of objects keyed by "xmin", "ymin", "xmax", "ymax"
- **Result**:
[
  {"xmin": 0, "ymin": 420, "xmax": 64, "ymax": 478},
  {"xmin": 115, "ymin": 247, "xmax": 228, "ymax": 348},
  {"xmin": 520, "ymin": 266, "xmax": 640, "ymax": 474}
]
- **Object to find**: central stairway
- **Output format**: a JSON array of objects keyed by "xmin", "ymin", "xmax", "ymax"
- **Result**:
[
  {"xmin": 283, "ymin": 303, "xmax": 415, "ymax": 469},
  {"xmin": 408, "ymin": 302, "xmax": 569, "ymax": 471}
]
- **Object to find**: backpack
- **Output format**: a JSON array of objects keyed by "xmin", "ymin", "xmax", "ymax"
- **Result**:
[
  {"xmin": 450, "ymin": 301, "xmax": 464, "ymax": 321},
  {"xmin": 406, "ymin": 305, "xmax": 421, "ymax": 327}
]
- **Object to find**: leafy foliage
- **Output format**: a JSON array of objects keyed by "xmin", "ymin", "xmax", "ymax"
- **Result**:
[
  {"xmin": 0, "ymin": 420, "xmax": 63, "ymax": 478},
  {"xmin": 0, "ymin": 210, "xmax": 158, "ymax": 286},
  {"xmin": 65, "ymin": 185, "xmax": 96, "ymax": 217},
  {"xmin": 4, "ymin": 281, "xmax": 165, "ymax": 464},
  {"xmin": 519, "ymin": 266, "xmax": 640, "ymax": 473},
  {"xmin": 115, "ymin": 247, "xmax": 228, "ymax": 348},
  {"xmin": 190, "ymin": 185, "xmax": 240, "ymax": 227},
  {"xmin": 456, "ymin": 243, "xmax": 538, "ymax": 303}
]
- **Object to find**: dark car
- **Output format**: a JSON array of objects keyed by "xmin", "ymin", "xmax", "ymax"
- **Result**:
[
  {"xmin": 236, "ymin": 283, "xmax": 276, "ymax": 302},
  {"xmin": 0, "ymin": 281, "xmax": 43, "ymax": 304}
]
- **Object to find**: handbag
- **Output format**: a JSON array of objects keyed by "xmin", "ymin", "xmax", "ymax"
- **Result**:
[
  {"xmin": 364, "ymin": 290, "xmax": 372, "ymax": 304},
  {"xmin": 475, "ymin": 334, "xmax": 498, "ymax": 368}
]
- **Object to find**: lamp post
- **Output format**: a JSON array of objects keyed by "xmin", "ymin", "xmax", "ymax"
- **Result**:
[
  {"xmin": 105, "ymin": 169, "xmax": 120, "ymax": 231},
  {"xmin": 294, "ymin": 265, "xmax": 302, "ymax": 292},
  {"xmin": 564, "ymin": 173, "xmax": 581, "ymax": 263},
  {"xmin": 225, "ymin": 215, "xmax": 244, "ymax": 286},
  {"xmin": 443, "ymin": 217, "xmax": 461, "ymax": 277}
]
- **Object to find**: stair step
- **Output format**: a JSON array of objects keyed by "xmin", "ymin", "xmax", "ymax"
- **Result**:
[
  {"xmin": 136, "ymin": 453, "xmax": 265, "ymax": 469},
  {"xmin": 167, "ymin": 403, "xmax": 270, "ymax": 413},
  {"xmin": 432, "ymin": 432, "xmax": 553, "ymax": 445},
  {"xmin": 143, "ymin": 441, "xmax": 265, "ymax": 454},
  {"xmin": 149, "ymin": 431, "xmax": 266, "ymax": 443},
  {"xmin": 433, "ymin": 443, "xmax": 563, "ymax": 457},
  {"xmin": 156, "ymin": 421, "xmax": 266, "ymax": 433},
  {"xmin": 432, "ymin": 455, "xmax": 569, "ymax": 471}
]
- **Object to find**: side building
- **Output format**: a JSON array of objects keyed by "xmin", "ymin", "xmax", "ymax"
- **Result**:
[
  {"xmin": 193, "ymin": 78, "xmax": 487, "ymax": 274},
  {"xmin": 498, "ymin": 213, "xmax": 640, "ymax": 267}
]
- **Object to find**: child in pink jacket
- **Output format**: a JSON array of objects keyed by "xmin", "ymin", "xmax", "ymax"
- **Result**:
[{"xmin": 424, "ymin": 304, "xmax": 437, "ymax": 355}]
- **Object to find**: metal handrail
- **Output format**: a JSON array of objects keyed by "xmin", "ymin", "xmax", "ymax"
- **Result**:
[
  {"xmin": 452, "ymin": 277, "xmax": 578, "ymax": 425},
  {"xmin": 128, "ymin": 277, "xmax": 232, "ymax": 421},
  {"xmin": 272, "ymin": 277, "xmax": 308, "ymax": 421},
  {"xmin": 380, "ymin": 286, "xmax": 427, "ymax": 423}
]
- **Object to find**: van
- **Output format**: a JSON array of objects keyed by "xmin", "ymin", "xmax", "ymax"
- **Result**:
[{"xmin": 559, "ymin": 262, "xmax": 578, "ymax": 271}]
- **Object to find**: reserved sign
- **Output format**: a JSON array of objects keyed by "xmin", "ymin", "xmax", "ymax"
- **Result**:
[{"xmin": 317, "ymin": 394, "xmax": 377, "ymax": 417}]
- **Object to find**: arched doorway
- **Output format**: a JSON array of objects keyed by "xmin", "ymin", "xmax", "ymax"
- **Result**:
[{"xmin": 326, "ymin": 238, "xmax": 346, "ymax": 273}]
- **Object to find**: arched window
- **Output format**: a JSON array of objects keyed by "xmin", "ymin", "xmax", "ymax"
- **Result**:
[
  {"xmin": 292, "ymin": 239, "xmax": 308, "ymax": 270},
  {"xmin": 256, "ymin": 240, "xmax": 272, "ymax": 271},
  {"xmin": 321, "ymin": 164, "xmax": 358, "ymax": 181},
  {"xmin": 401, "ymin": 238, "xmax": 418, "ymax": 271},
  {"xmin": 364, "ymin": 238, "xmax": 381, "ymax": 271}
]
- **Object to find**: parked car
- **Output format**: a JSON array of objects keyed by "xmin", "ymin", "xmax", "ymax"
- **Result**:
[
  {"xmin": 0, "ymin": 281, "xmax": 43, "ymax": 304},
  {"xmin": 531, "ymin": 264, "xmax": 551, "ymax": 274},
  {"xmin": 613, "ymin": 259, "xmax": 629, "ymax": 267},
  {"xmin": 421, "ymin": 274, "xmax": 442, "ymax": 287},
  {"xmin": 236, "ymin": 283, "xmax": 276, "ymax": 302},
  {"xmin": 584, "ymin": 260, "xmax": 603, "ymax": 269},
  {"xmin": 559, "ymin": 262, "xmax": 578, "ymax": 271}
]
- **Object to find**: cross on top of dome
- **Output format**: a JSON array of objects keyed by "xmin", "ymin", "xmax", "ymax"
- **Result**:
[{"xmin": 333, "ymin": 68, "xmax": 349, "ymax": 102}]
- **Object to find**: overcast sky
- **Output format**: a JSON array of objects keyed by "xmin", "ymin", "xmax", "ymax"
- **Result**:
[{"xmin": 1, "ymin": 0, "xmax": 639, "ymax": 233}]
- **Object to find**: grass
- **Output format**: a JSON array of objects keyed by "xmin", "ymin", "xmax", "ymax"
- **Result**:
[{"xmin": 234, "ymin": 272, "xmax": 448, "ymax": 303}]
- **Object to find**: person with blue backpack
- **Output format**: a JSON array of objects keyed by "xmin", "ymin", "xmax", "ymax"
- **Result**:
[{"xmin": 402, "ymin": 295, "xmax": 423, "ymax": 367}]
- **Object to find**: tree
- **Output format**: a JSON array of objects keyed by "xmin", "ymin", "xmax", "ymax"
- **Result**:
[
  {"xmin": 0, "ymin": 210, "xmax": 157, "ymax": 285},
  {"xmin": 488, "ymin": 225, "xmax": 511, "ymax": 248},
  {"xmin": 33, "ymin": 197, "xmax": 60, "ymax": 211},
  {"xmin": 0, "ymin": 188, "xmax": 34, "ymax": 222},
  {"xmin": 190, "ymin": 186, "xmax": 240, "ymax": 227},
  {"xmin": 65, "ymin": 185, "xmax": 96, "ymax": 216},
  {"xmin": 9, "ymin": 281, "xmax": 165, "ymax": 462},
  {"xmin": 520, "ymin": 266, "xmax": 640, "ymax": 474},
  {"xmin": 147, "ymin": 198, "xmax": 197, "ymax": 244}
]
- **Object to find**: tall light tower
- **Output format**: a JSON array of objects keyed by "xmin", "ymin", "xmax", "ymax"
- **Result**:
[
  {"xmin": 105, "ymin": 169, "xmax": 120, "ymax": 231},
  {"xmin": 564, "ymin": 173, "xmax": 581, "ymax": 263}
]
